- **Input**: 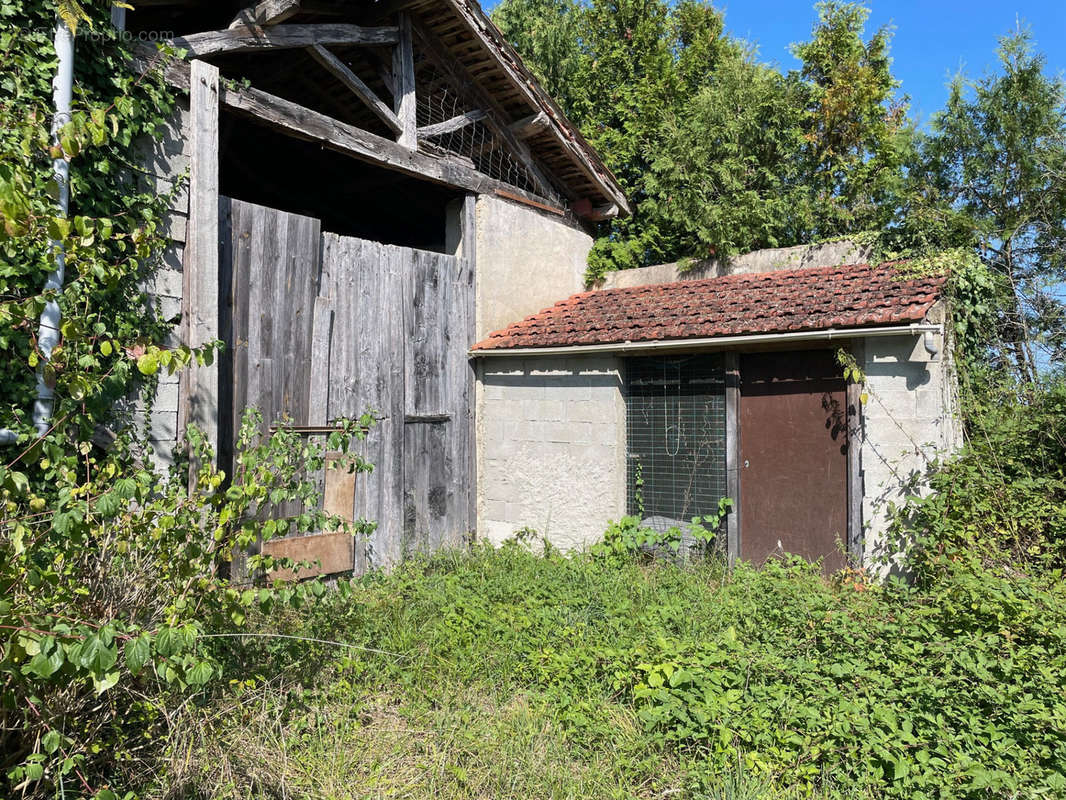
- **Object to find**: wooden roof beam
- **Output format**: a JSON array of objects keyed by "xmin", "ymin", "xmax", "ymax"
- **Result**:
[
  {"xmin": 229, "ymin": 0, "xmax": 302, "ymax": 29},
  {"xmin": 418, "ymin": 109, "xmax": 485, "ymax": 139},
  {"xmin": 308, "ymin": 44, "xmax": 402, "ymax": 136},
  {"xmin": 172, "ymin": 24, "xmax": 399, "ymax": 58},
  {"xmin": 510, "ymin": 112, "xmax": 550, "ymax": 140},
  {"xmin": 410, "ymin": 16, "xmax": 564, "ymax": 203}
]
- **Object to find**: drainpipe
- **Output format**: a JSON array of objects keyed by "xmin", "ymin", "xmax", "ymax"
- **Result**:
[{"xmin": 0, "ymin": 18, "xmax": 74, "ymax": 445}]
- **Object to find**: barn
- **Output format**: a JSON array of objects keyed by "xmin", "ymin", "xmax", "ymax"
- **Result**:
[
  {"xmin": 129, "ymin": 0, "xmax": 960, "ymax": 575},
  {"xmin": 471, "ymin": 243, "xmax": 962, "ymax": 572},
  {"xmin": 130, "ymin": 0, "xmax": 626, "ymax": 573}
]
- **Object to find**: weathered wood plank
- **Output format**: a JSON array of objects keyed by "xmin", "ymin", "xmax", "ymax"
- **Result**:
[
  {"xmin": 392, "ymin": 13, "xmax": 416, "ymax": 147},
  {"xmin": 308, "ymin": 44, "xmax": 402, "ymax": 136},
  {"xmin": 308, "ymin": 296, "xmax": 333, "ymax": 427},
  {"xmin": 460, "ymin": 193, "xmax": 477, "ymax": 539},
  {"xmin": 229, "ymin": 0, "xmax": 301, "ymax": 29},
  {"xmin": 404, "ymin": 249, "xmax": 449, "ymax": 417},
  {"xmin": 261, "ymin": 530, "xmax": 355, "ymax": 580},
  {"xmin": 182, "ymin": 60, "xmax": 220, "ymax": 462},
  {"xmin": 321, "ymin": 235, "xmax": 405, "ymax": 569},
  {"xmin": 172, "ymin": 24, "xmax": 399, "ymax": 58},
  {"xmin": 418, "ymin": 109, "xmax": 485, "ymax": 139}
]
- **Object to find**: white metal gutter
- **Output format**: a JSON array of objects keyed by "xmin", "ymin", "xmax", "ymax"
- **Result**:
[
  {"xmin": 0, "ymin": 18, "xmax": 73, "ymax": 446},
  {"xmin": 469, "ymin": 322, "xmax": 942, "ymax": 358}
]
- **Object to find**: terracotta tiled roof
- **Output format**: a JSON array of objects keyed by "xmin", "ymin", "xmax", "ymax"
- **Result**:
[{"xmin": 471, "ymin": 261, "xmax": 947, "ymax": 351}]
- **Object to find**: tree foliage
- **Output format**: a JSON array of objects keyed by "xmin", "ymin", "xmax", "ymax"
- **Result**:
[
  {"xmin": 493, "ymin": 0, "xmax": 911, "ymax": 278},
  {"xmin": 912, "ymin": 31, "xmax": 1066, "ymax": 379}
]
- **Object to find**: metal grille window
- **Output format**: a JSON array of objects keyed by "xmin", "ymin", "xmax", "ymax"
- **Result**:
[{"xmin": 625, "ymin": 355, "xmax": 727, "ymax": 530}]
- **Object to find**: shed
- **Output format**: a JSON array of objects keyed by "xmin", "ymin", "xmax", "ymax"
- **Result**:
[
  {"xmin": 128, "ymin": 0, "xmax": 628, "ymax": 575},
  {"xmin": 471, "ymin": 244, "xmax": 963, "ymax": 571}
]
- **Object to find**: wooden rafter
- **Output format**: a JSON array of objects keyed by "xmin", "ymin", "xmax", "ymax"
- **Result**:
[
  {"xmin": 229, "ymin": 0, "xmax": 302, "ymax": 29},
  {"xmin": 438, "ymin": 0, "xmax": 629, "ymax": 214},
  {"xmin": 509, "ymin": 112, "xmax": 549, "ymax": 140},
  {"xmin": 172, "ymin": 24, "xmax": 399, "ymax": 58},
  {"xmin": 308, "ymin": 44, "xmax": 402, "ymax": 136},
  {"xmin": 417, "ymin": 109, "xmax": 485, "ymax": 139}
]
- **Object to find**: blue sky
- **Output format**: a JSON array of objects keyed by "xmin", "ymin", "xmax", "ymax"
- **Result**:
[{"xmin": 484, "ymin": 1, "xmax": 1066, "ymax": 124}]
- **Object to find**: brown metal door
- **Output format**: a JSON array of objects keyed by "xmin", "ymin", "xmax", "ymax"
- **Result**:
[{"xmin": 739, "ymin": 350, "xmax": 848, "ymax": 572}]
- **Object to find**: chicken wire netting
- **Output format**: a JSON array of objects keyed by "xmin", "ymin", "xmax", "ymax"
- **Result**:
[
  {"xmin": 625, "ymin": 355, "xmax": 728, "ymax": 532},
  {"xmin": 414, "ymin": 55, "xmax": 561, "ymax": 203}
]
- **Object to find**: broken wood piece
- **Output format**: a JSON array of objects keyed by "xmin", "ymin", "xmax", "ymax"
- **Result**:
[
  {"xmin": 229, "ymin": 0, "xmax": 301, "ymax": 29},
  {"xmin": 417, "ymin": 109, "xmax": 486, "ymax": 139}
]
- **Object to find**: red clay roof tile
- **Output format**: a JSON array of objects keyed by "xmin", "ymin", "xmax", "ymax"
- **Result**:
[{"xmin": 471, "ymin": 261, "xmax": 947, "ymax": 351}]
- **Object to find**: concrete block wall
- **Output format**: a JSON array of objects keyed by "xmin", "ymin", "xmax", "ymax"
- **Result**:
[
  {"xmin": 859, "ymin": 317, "xmax": 962, "ymax": 568},
  {"xmin": 477, "ymin": 355, "xmax": 627, "ymax": 550},
  {"xmin": 134, "ymin": 98, "xmax": 190, "ymax": 469}
]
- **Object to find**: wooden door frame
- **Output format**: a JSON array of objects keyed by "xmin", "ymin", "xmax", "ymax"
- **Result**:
[{"xmin": 724, "ymin": 343, "xmax": 864, "ymax": 568}]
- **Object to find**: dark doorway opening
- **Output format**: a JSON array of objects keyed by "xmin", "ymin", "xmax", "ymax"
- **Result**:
[{"xmin": 219, "ymin": 111, "xmax": 463, "ymax": 251}]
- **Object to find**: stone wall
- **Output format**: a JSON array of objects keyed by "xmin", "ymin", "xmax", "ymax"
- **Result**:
[
  {"xmin": 476, "ymin": 355, "xmax": 626, "ymax": 550},
  {"xmin": 135, "ymin": 97, "xmax": 189, "ymax": 468},
  {"xmin": 859, "ymin": 309, "xmax": 962, "ymax": 568},
  {"xmin": 600, "ymin": 240, "xmax": 873, "ymax": 289},
  {"xmin": 474, "ymin": 195, "xmax": 592, "ymax": 339}
]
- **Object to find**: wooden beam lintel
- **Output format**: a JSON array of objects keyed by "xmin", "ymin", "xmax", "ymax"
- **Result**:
[{"xmin": 173, "ymin": 24, "xmax": 399, "ymax": 58}]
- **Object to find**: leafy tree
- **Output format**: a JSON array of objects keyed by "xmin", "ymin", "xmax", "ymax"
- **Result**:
[
  {"xmin": 645, "ymin": 49, "xmax": 810, "ymax": 260},
  {"xmin": 792, "ymin": 1, "xmax": 911, "ymax": 239},
  {"xmin": 494, "ymin": 0, "xmax": 738, "ymax": 278},
  {"xmin": 495, "ymin": 0, "xmax": 911, "ymax": 277},
  {"xmin": 914, "ymin": 31, "xmax": 1066, "ymax": 380}
]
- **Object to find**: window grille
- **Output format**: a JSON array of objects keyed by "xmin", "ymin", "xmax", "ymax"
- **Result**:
[{"xmin": 625, "ymin": 355, "xmax": 727, "ymax": 532}]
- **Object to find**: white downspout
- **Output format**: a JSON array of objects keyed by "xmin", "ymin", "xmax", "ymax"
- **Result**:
[{"xmin": 0, "ymin": 18, "xmax": 74, "ymax": 445}]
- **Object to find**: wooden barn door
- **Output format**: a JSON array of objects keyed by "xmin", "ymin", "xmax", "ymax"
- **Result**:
[
  {"xmin": 317, "ymin": 233, "xmax": 474, "ymax": 569},
  {"xmin": 219, "ymin": 198, "xmax": 475, "ymax": 576},
  {"xmin": 739, "ymin": 350, "xmax": 848, "ymax": 572}
]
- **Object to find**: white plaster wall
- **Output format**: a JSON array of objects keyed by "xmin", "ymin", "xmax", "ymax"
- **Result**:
[
  {"xmin": 859, "ymin": 316, "xmax": 962, "ymax": 568},
  {"xmin": 477, "ymin": 356, "xmax": 627, "ymax": 550},
  {"xmin": 475, "ymin": 195, "xmax": 592, "ymax": 339},
  {"xmin": 134, "ymin": 98, "xmax": 190, "ymax": 469}
]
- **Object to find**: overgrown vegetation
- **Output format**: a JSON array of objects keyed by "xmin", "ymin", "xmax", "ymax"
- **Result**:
[
  {"xmin": 163, "ymin": 542, "xmax": 1066, "ymax": 799},
  {"xmin": 0, "ymin": 3, "xmax": 378, "ymax": 796},
  {"xmin": 1, "ymin": 0, "xmax": 1064, "ymax": 797}
]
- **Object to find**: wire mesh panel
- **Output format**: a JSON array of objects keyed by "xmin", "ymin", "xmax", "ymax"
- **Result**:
[
  {"xmin": 625, "ymin": 355, "xmax": 727, "ymax": 531},
  {"xmin": 413, "ymin": 46, "xmax": 562, "ymax": 203}
]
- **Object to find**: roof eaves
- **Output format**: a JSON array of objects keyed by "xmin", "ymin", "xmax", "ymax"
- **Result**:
[{"xmin": 445, "ymin": 0, "xmax": 631, "ymax": 216}]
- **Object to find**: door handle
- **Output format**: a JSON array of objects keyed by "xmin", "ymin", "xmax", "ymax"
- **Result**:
[{"xmin": 744, "ymin": 460, "xmax": 750, "ymax": 469}]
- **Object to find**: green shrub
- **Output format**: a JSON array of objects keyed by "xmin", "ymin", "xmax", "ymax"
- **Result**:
[
  {"xmin": 0, "ymin": 410, "xmax": 374, "ymax": 798},
  {"xmin": 890, "ymin": 378, "xmax": 1066, "ymax": 583}
]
